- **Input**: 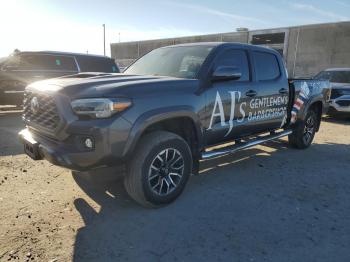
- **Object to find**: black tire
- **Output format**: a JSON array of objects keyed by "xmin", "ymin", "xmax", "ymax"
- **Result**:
[
  {"xmin": 288, "ymin": 109, "xmax": 318, "ymax": 149},
  {"xmin": 124, "ymin": 131, "xmax": 192, "ymax": 208}
]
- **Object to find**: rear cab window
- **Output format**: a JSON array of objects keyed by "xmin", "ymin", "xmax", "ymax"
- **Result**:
[{"xmin": 253, "ymin": 51, "xmax": 281, "ymax": 81}]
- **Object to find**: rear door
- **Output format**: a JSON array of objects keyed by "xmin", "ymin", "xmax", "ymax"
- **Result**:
[{"xmin": 247, "ymin": 50, "xmax": 289, "ymax": 132}]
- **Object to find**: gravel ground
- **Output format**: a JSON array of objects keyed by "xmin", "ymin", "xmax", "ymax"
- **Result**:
[{"xmin": 0, "ymin": 114, "xmax": 349, "ymax": 262}]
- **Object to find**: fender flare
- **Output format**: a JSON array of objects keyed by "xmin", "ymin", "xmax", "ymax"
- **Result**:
[
  {"xmin": 122, "ymin": 106, "xmax": 204, "ymax": 158},
  {"xmin": 295, "ymin": 95, "xmax": 325, "ymax": 132},
  {"xmin": 298, "ymin": 94, "xmax": 325, "ymax": 121}
]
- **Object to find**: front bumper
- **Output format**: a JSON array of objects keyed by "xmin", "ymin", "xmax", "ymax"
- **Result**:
[
  {"xmin": 329, "ymin": 95, "xmax": 350, "ymax": 113},
  {"xmin": 19, "ymin": 85, "xmax": 134, "ymax": 170},
  {"xmin": 19, "ymin": 119, "xmax": 131, "ymax": 171},
  {"xmin": 19, "ymin": 128, "xmax": 107, "ymax": 171}
]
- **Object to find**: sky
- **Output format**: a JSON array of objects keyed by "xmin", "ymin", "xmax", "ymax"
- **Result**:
[{"xmin": 0, "ymin": 0, "xmax": 349, "ymax": 57}]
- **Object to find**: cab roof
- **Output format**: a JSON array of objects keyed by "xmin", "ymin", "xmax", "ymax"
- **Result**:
[{"xmin": 160, "ymin": 42, "xmax": 280, "ymax": 54}]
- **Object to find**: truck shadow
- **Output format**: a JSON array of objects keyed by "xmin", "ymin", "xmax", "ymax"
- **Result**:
[
  {"xmin": 322, "ymin": 116, "xmax": 350, "ymax": 125},
  {"xmin": 71, "ymin": 141, "xmax": 350, "ymax": 261}
]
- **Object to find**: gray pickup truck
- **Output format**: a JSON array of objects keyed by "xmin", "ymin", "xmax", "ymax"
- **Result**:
[{"xmin": 19, "ymin": 43, "xmax": 330, "ymax": 207}]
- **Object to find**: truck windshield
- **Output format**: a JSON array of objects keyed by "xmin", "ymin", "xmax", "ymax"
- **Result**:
[
  {"xmin": 124, "ymin": 46, "xmax": 213, "ymax": 79},
  {"xmin": 314, "ymin": 70, "xmax": 350, "ymax": 84}
]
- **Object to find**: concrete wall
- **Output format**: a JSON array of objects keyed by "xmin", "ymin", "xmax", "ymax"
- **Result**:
[
  {"xmin": 111, "ymin": 21, "xmax": 350, "ymax": 77},
  {"xmin": 286, "ymin": 22, "xmax": 350, "ymax": 77}
]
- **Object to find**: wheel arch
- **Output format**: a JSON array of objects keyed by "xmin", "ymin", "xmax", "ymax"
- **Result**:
[
  {"xmin": 302, "ymin": 100, "xmax": 323, "ymax": 132},
  {"xmin": 122, "ymin": 106, "xmax": 204, "ymax": 161}
]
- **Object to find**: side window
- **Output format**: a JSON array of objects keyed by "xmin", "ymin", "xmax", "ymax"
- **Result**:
[
  {"xmin": 214, "ymin": 49, "xmax": 250, "ymax": 81},
  {"xmin": 253, "ymin": 51, "xmax": 280, "ymax": 81},
  {"xmin": 19, "ymin": 55, "xmax": 54, "ymax": 70},
  {"xmin": 77, "ymin": 57, "xmax": 119, "ymax": 73},
  {"xmin": 53, "ymin": 56, "xmax": 78, "ymax": 71},
  {"xmin": 17, "ymin": 54, "xmax": 77, "ymax": 71}
]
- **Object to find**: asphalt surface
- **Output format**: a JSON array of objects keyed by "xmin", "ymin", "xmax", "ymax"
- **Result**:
[{"xmin": 0, "ymin": 113, "xmax": 350, "ymax": 262}]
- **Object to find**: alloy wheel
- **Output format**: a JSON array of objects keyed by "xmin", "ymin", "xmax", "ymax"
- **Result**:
[
  {"xmin": 303, "ymin": 115, "xmax": 315, "ymax": 144},
  {"xmin": 148, "ymin": 148, "xmax": 184, "ymax": 196}
]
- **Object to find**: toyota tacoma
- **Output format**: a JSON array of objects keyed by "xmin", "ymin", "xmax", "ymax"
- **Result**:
[{"xmin": 19, "ymin": 43, "xmax": 330, "ymax": 207}]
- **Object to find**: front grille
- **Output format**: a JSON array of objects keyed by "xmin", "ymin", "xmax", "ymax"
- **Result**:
[
  {"xmin": 23, "ymin": 91, "xmax": 60, "ymax": 131},
  {"xmin": 336, "ymin": 100, "xmax": 350, "ymax": 107}
]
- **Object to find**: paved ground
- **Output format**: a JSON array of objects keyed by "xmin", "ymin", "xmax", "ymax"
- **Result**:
[{"xmin": 0, "ymin": 114, "xmax": 349, "ymax": 262}]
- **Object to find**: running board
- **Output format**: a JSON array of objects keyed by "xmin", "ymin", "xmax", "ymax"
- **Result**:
[{"xmin": 201, "ymin": 130, "xmax": 293, "ymax": 160}]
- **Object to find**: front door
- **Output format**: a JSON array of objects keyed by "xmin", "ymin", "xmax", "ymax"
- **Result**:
[
  {"xmin": 204, "ymin": 48, "xmax": 254, "ymax": 145},
  {"xmin": 204, "ymin": 49, "xmax": 289, "ymax": 146}
]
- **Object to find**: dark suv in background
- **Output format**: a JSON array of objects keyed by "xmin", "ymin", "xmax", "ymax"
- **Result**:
[{"xmin": 0, "ymin": 51, "xmax": 119, "ymax": 106}]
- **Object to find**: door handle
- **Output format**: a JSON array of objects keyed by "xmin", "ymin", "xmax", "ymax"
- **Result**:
[
  {"xmin": 279, "ymin": 88, "xmax": 288, "ymax": 94},
  {"xmin": 246, "ymin": 90, "xmax": 257, "ymax": 97}
]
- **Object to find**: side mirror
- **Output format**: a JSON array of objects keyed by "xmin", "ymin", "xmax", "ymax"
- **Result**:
[{"xmin": 212, "ymin": 66, "xmax": 242, "ymax": 82}]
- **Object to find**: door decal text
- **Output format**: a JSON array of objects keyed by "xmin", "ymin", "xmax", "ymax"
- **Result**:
[{"xmin": 207, "ymin": 91, "xmax": 288, "ymax": 137}]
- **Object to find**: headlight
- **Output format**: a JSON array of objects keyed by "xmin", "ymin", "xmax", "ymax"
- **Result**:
[{"xmin": 71, "ymin": 98, "xmax": 131, "ymax": 118}]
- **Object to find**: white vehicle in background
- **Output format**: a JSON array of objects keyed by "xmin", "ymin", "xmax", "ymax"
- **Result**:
[{"xmin": 314, "ymin": 68, "xmax": 350, "ymax": 116}]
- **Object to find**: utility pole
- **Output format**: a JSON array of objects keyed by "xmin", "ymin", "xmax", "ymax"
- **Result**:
[{"xmin": 102, "ymin": 24, "xmax": 106, "ymax": 56}]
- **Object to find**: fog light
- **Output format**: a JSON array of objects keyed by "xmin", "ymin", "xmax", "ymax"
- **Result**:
[{"xmin": 84, "ymin": 138, "xmax": 94, "ymax": 149}]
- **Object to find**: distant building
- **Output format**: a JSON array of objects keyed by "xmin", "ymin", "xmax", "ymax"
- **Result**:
[{"xmin": 111, "ymin": 21, "xmax": 350, "ymax": 78}]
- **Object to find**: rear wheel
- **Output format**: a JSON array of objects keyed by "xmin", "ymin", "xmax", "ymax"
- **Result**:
[
  {"xmin": 288, "ymin": 109, "xmax": 318, "ymax": 149},
  {"xmin": 124, "ymin": 131, "xmax": 192, "ymax": 208}
]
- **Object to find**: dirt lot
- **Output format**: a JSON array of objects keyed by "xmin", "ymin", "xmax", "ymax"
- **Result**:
[{"xmin": 0, "ymin": 113, "xmax": 349, "ymax": 262}]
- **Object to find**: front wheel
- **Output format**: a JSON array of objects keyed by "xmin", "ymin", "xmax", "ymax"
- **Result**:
[
  {"xmin": 288, "ymin": 110, "xmax": 318, "ymax": 149},
  {"xmin": 124, "ymin": 131, "xmax": 192, "ymax": 208}
]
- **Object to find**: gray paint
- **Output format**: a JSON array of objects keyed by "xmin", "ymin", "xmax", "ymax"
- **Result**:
[
  {"xmin": 111, "ymin": 21, "xmax": 350, "ymax": 78},
  {"xmin": 20, "ymin": 43, "xmax": 330, "ymax": 171}
]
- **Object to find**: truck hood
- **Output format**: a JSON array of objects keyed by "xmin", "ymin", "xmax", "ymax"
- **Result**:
[{"xmin": 27, "ymin": 73, "xmax": 198, "ymax": 98}]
